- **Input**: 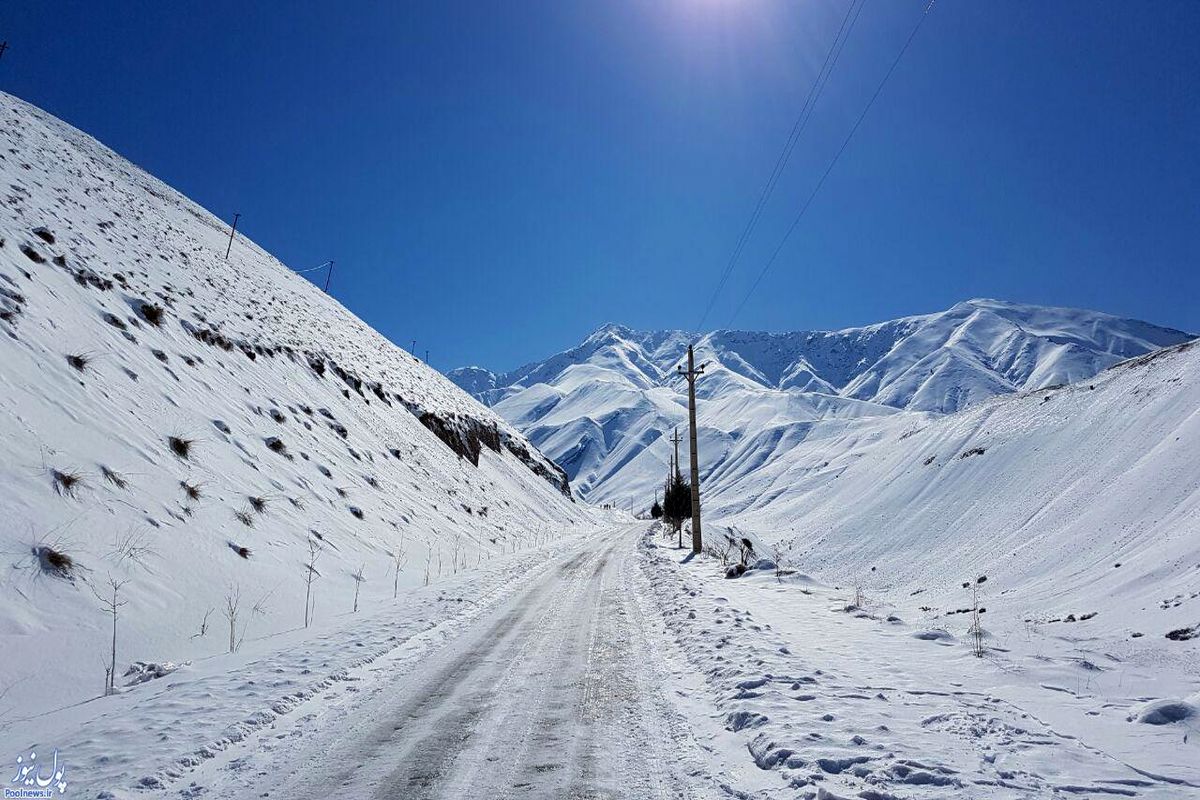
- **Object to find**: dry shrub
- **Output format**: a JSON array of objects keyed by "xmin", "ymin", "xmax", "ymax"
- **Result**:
[
  {"xmin": 51, "ymin": 469, "xmax": 85, "ymax": 498},
  {"xmin": 34, "ymin": 545, "xmax": 76, "ymax": 580},
  {"xmin": 100, "ymin": 465, "xmax": 129, "ymax": 489},
  {"xmin": 168, "ymin": 435, "xmax": 194, "ymax": 460}
]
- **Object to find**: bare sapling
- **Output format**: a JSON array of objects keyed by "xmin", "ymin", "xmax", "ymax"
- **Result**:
[
  {"xmin": 191, "ymin": 607, "xmax": 213, "ymax": 640},
  {"xmin": 352, "ymin": 565, "xmax": 366, "ymax": 612},
  {"xmin": 304, "ymin": 538, "xmax": 322, "ymax": 628},
  {"xmin": 223, "ymin": 584, "xmax": 241, "ymax": 653},
  {"xmin": 853, "ymin": 565, "xmax": 878, "ymax": 610},
  {"xmin": 392, "ymin": 537, "xmax": 408, "ymax": 599},
  {"xmin": 718, "ymin": 534, "xmax": 733, "ymax": 566},
  {"xmin": 963, "ymin": 574, "xmax": 988, "ymax": 657},
  {"xmin": 771, "ymin": 544, "xmax": 786, "ymax": 581},
  {"xmin": 738, "ymin": 538, "xmax": 755, "ymax": 568},
  {"xmin": 91, "ymin": 574, "xmax": 129, "ymax": 695},
  {"xmin": 424, "ymin": 550, "xmax": 432, "ymax": 586},
  {"xmin": 245, "ymin": 587, "xmax": 275, "ymax": 648}
]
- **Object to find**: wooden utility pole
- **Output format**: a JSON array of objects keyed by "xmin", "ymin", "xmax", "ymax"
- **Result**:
[
  {"xmin": 678, "ymin": 345, "xmax": 705, "ymax": 553},
  {"xmin": 670, "ymin": 427, "xmax": 683, "ymax": 479},
  {"xmin": 0, "ymin": 42, "xmax": 9, "ymax": 62},
  {"xmin": 224, "ymin": 212, "xmax": 241, "ymax": 260},
  {"xmin": 323, "ymin": 260, "xmax": 335, "ymax": 293}
]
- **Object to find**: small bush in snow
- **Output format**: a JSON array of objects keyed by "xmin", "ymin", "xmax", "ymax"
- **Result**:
[
  {"xmin": 180, "ymin": 480, "xmax": 202, "ymax": 502},
  {"xmin": 100, "ymin": 465, "xmax": 129, "ymax": 489},
  {"xmin": 65, "ymin": 353, "xmax": 89, "ymax": 372},
  {"xmin": 738, "ymin": 538, "xmax": 755, "ymax": 568},
  {"xmin": 34, "ymin": 544, "xmax": 77, "ymax": 580},
  {"xmin": 167, "ymin": 435, "xmax": 194, "ymax": 460},
  {"xmin": 137, "ymin": 301, "xmax": 165, "ymax": 327},
  {"xmin": 51, "ymin": 468, "xmax": 85, "ymax": 498}
]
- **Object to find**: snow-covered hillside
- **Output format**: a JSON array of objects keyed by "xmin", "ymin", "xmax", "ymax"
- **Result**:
[
  {"xmin": 451, "ymin": 303, "xmax": 1192, "ymax": 504},
  {"xmin": 0, "ymin": 91, "xmax": 588, "ymax": 719},
  {"xmin": 717, "ymin": 337, "xmax": 1200, "ymax": 628},
  {"xmin": 654, "ymin": 337, "xmax": 1200, "ymax": 792}
]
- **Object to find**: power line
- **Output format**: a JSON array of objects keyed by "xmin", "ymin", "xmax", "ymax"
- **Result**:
[
  {"xmin": 727, "ymin": 0, "xmax": 936, "ymax": 327},
  {"xmin": 695, "ymin": 0, "xmax": 865, "ymax": 332},
  {"xmin": 292, "ymin": 259, "xmax": 333, "ymax": 275}
]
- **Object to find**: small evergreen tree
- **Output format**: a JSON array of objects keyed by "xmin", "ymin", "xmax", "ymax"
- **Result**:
[
  {"xmin": 650, "ymin": 500, "xmax": 663, "ymax": 519},
  {"xmin": 663, "ymin": 472, "xmax": 691, "ymax": 548}
]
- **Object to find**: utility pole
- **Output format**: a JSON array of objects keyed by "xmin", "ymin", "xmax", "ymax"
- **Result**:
[
  {"xmin": 0, "ymin": 42, "xmax": 9, "ymax": 62},
  {"xmin": 669, "ymin": 427, "xmax": 683, "ymax": 479},
  {"xmin": 411, "ymin": 340, "xmax": 417, "ymax": 356},
  {"xmin": 678, "ymin": 345, "xmax": 705, "ymax": 553},
  {"xmin": 224, "ymin": 212, "xmax": 241, "ymax": 260},
  {"xmin": 425, "ymin": 349, "xmax": 429, "ymax": 364},
  {"xmin": 323, "ymin": 260, "xmax": 335, "ymax": 293}
]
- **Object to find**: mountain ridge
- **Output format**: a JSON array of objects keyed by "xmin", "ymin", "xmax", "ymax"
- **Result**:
[{"xmin": 450, "ymin": 298, "xmax": 1193, "ymax": 503}]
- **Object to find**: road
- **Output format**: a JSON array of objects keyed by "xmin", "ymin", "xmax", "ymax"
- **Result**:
[{"xmin": 195, "ymin": 525, "xmax": 720, "ymax": 800}]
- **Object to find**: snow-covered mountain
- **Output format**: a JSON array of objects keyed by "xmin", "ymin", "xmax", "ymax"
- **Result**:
[
  {"xmin": 0, "ymin": 91, "xmax": 590, "ymax": 719},
  {"xmin": 450, "ymin": 301, "xmax": 1192, "ymax": 504}
]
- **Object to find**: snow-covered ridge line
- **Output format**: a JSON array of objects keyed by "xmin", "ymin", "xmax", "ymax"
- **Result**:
[{"xmin": 450, "ymin": 300, "xmax": 1192, "ymax": 504}]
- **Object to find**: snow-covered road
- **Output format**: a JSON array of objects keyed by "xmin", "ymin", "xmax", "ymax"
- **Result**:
[
  {"xmin": 7, "ymin": 520, "xmax": 1196, "ymax": 799},
  {"xmin": 160, "ymin": 524, "xmax": 723, "ymax": 800}
]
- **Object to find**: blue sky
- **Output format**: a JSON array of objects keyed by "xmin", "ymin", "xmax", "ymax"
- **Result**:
[{"xmin": 3, "ymin": 1, "xmax": 1197, "ymax": 371}]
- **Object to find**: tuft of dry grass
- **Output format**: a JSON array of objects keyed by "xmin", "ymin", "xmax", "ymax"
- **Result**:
[
  {"xmin": 66, "ymin": 353, "xmax": 89, "ymax": 372},
  {"xmin": 180, "ymin": 480, "xmax": 202, "ymax": 501},
  {"xmin": 168, "ymin": 435, "xmax": 194, "ymax": 460},
  {"xmin": 100, "ymin": 465, "xmax": 129, "ymax": 489},
  {"xmin": 234, "ymin": 508, "xmax": 255, "ymax": 527},
  {"xmin": 51, "ymin": 469, "xmax": 85, "ymax": 498},
  {"xmin": 228, "ymin": 542, "xmax": 252, "ymax": 559},
  {"xmin": 34, "ymin": 545, "xmax": 76, "ymax": 579},
  {"xmin": 265, "ymin": 436, "xmax": 287, "ymax": 454},
  {"xmin": 248, "ymin": 495, "xmax": 268, "ymax": 514}
]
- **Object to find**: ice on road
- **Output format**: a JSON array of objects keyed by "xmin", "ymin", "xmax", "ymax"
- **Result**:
[{"xmin": 185, "ymin": 527, "xmax": 721, "ymax": 800}]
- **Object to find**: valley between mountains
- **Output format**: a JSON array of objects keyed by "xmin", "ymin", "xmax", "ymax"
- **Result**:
[{"xmin": 2, "ymin": 89, "xmax": 1198, "ymax": 799}]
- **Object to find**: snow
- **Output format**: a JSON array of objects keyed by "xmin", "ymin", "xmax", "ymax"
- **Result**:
[
  {"xmin": 638, "ymin": 523, "xmax": 1200, "ymax": 797},
  {"xmin": 450, "ymin": 302, "xmax": 1192, "ymax": 508},
  {"xmin": 2, "ymin": 86, "xmax": 1198, "ymax": 799},
  {"xmin": 0, "ymin": 90, "xmax": 593, "ymax": 722}
]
